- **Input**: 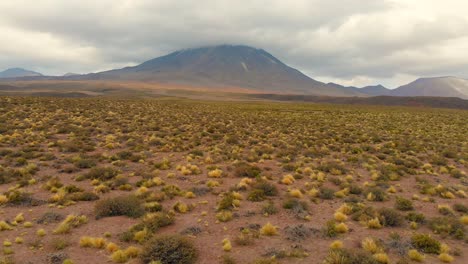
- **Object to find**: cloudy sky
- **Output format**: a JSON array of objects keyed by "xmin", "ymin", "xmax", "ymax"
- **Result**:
[{"xmin": 1, "ymin": 0, "xmax": 467, "ymax": 88}]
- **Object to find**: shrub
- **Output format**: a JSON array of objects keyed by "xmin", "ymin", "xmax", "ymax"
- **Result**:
[
  {"xmin": 284, "ymin": 224, "xmax": 313, "ymax": 242},
  {"xmin": 395, "ymin": 197, "xmax": 413, "ymax": 211},
  {"xmin": 216, "ymin": 211, "xmax": 233, "ymax": 222},
  {"xmin": 141, "ymin": 235, "xmax": 198, "ymax": 264},
  {"xmin": 247, "ymin": 189, "xmax": 266, "ymax": 202},
  {"xmin": 234, "ymin": 162, "xmax": 261, "ymax": 178},
  {"xmin": 428, "ymin": 216, "xmax": 465, "ymax": 239},
  {"xmin": 319, "ymin": 187, "xmax": 335, "ymax": 200},
  {"xmin": 378, "ymin": 208, "xmax": 404, "ymax": 227},
  {"xmin": 252, "ymin": 180, "xmax": 278, "ymax": 196},
  {"xmin": 67, "ymin": 191, "xmax": 99, "ymax": 202},
  {"xmin": 282, "ymin": 198, "xmax": 308, "ymax": 218},
  {"xmin": 405, "ymin": 212, "xmax": 425, "ymax": 224},
  {"xmin": 217, "ymin": 192, "xmax": 239, "ymax": 211},
  {"xmin": 323, "ymin": 220, "xmax": 338, "ymax": 238},
  {"xmin": 95, "ymin": 195, "xmax": 144, "ymax": 219},
  {"xmin": 261, "ymin": 202, "xmax": 278, "ymax": 215},
  {"xmin": 323, "ymin": 249, "xmax": 378, "ymax": 264},
  {"xmin": 411, "ymin": 233, "xmax": 441, "ymax": 254},
  {"xmin": 141, "ymin": 212, "xmax": 175, "ymax": 232},
  {"xmin": 82, "ymin": 166, "xmax": 119, "ymax": 181},
  {"xmin": 453, "ymin": 203, "xmax": 468, "ymax": 213},
  {"xmin": 365, "ymin": 187, "xmax": 386, "ymax": 202}
]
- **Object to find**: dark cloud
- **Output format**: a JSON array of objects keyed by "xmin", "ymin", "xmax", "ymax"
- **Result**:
[{"xmin": 0, "ymin": 0, "xmax": 467, "ymax": 87}]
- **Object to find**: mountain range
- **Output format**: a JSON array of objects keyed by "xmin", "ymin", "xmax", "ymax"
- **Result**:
[{"xmin": 1, "ymin": 45, "xmax": 467, "ymax": 99}]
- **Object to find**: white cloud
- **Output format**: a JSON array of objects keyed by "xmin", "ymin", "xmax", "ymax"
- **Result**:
[{"xmin": 0, "ymin": 0, "xmax": 467, "ymax": 86}]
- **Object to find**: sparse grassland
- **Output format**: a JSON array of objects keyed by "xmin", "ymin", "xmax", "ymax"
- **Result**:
[{"xmin": 0, "ymin": 96, "xmax": 466, "ymax": 263}]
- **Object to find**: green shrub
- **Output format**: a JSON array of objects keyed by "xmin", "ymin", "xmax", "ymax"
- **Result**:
[
  {"xmin": 141, "ymin": 235, "xmax": 198, "ymax": 264},
  {"xmin": 453, "ymin": 203, "xmax": 468, "ymax": 213},
  {"xmin": 67, "ymin": 191, "xmax": 99, "ymax": 202},
  {"xmin": 428, "ymin": 216, "xmax": 465, "ymax": 239},
  {"xmin": 378, "ymin": 208, "xmax": 404, "ymax": 227},
  {"xmin": 319, "ymin": 187, "xmax": 335, "ymax": 200},
  {"xmin": 365, "ymin": 187, "xmax": 386, "ymax": 202},
  {"xmin": 323, "ymin": 248, "xmax": 378, "ymax": 264},
  {"xmin": 234, "ymin": 162, "xmax": 261, "ymax": 178},
  {"xmin": 406, "ymin": 212, "xmax": 426, "ymax": 224},
  {"xmin": 395, "ymin": 197, "xmax": 413, "ymax": 211},
  {"xmin": 141, "ymin": 212, "xmax": 175, "ymax": 232},
  {"xmin": 247, "ymin": 189, "xmax": 266, "ymax": 202},
  {"xmin": 252, "ymin": 180, "xmax": 278, "ymax": 196},
  {"xmin": 261, "ymin": 202, "xmax": 278, "ymax": 215},
  {"xmin": 82, "ymin": 166, "xmax": 119, "ymax": 181},
  {"xmin": 411, "ymin": 233, "xmax": 441, "ymax": 254},
  {"xmin": 95, "ymin": 195, "xmax": 144, "ymax": 219},
  {"xmin": 217, "ymin": 192, "xmax": 237, "ymax": 211}
]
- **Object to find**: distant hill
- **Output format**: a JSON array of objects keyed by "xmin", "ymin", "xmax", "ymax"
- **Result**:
[
  {"xmin": 390, "ymin": 77, "xmax": 468, "ymax": 99},
  {"xmin": 360, "ymin": 85, "xmax": 392, "ymax": 96},
  {"xmin": 63, "ymin": 73, "xmax": 80, "ymax": 77},
  {"xmin": 73, "ymin": 45, "xmax": 365, "ymax": 96},
  {"xmin": 0, "ymin": 68, "xmax": 42, "ymax": 78},
  {"xmin": 327, "ymin": 83, "xmax": 391, "ymax": 96}
]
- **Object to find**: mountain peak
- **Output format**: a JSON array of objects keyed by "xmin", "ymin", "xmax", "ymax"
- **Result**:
[
  {"xmin": 0, "ymin": 68, "xmax": 43, "ymax": 78},
  {"xmin": 82, "ymin": 44, "xmax": 362, "ymax": 96}
]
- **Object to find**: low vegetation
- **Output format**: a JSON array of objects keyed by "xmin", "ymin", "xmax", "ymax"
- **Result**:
[{"xmin": 0, "ymin": 96, "xmax": 466, "ymax": 263}]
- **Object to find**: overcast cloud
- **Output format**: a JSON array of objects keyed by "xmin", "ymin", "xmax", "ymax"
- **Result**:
[{"xmin": 1, "ymin": 0, "xmax": 467, "ymax": 88}]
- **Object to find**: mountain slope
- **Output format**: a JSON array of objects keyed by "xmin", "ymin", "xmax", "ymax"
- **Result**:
[
  {"xmin": 391, "ymin": 77, "xmax": 468, "ymax": 99},
  {"xmin": 0, "ymin": 68, "xmax": 43, "ymax": 78},
  {"xmin": 77, "ymin": 45, "xmax": 364, "ymax": 96},
  {"xmin": 360, "ymin": 85, "xmax": 392, "ymax": 96}
]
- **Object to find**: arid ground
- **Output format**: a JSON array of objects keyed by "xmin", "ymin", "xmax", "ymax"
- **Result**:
[{"xmin": 0, "ymin": 96, "xmax": 467, "ymax": 264}]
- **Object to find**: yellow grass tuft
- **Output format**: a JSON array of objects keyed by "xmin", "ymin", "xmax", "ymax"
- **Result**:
[
  {"xmin": 367, "ymin": 218, "xmax": 382, "ymax": 229},
  {"xmin": 208, "ymin": 169, "xmax": 223, "ymax": 178},
  {"xmin": 329, "ymin": 240, "xmax": 343, "ymax": 249},
  {"xmin": 362, "ymin": 238, "xmax": 380, "ymax": 254},
  {"xmin": 460, "ymin": 215, "xmax": 468, "ymax": 225},
  {"xmin": 408, "ymin": 249, "xmax": 425, "ymax": 262},
  {"xmin": 0, "ymin": 221, "xmax": 13, "ymax": 231},
  {"xmin": 0, "ymin": 194, "xmax": 8, "ymax": 204},
  {"xmin": 260, "ymin": 222, "xmax": 278, "ymax": 236},
  {"xmin": 133, "ymin": 228, "xmax": 148, "ymax": 243},
  {"xmin": 106, "ymin": 242, "xmax": 120, "ymax": 253},
  {"xmin": 36, "ymin": 228, "xmax": 46, "ymax": 237},
  {"xmin": 438, "ymin": 253, "xmax": 454, "ymax": 263},
  {"xmin": 111, "ymin": 250, "xmax": 128, "ymax": 263},
  {"xmin": 124, "ymin": 246, "xmax": 141, "ymax": 258},
  {"xmin": 373, "ymin": 253, "xmax": 390, "ymax": 263},
  {"xmin": 15, "ymin": 237, "xmax": 23, "ymax": 244},
  {"xmin": 337, "ymin": 204, "xmax": 352, "ymax": 215},
  {"xmin": 334, "ymin": 212, "xmax": 347, "ymax": 222},
  {"xmin": 222, "ymin": 238, "xmax": 232, "ymax": 252},
  {"xmin": 289, "ymin": 188, "xmax": 303, "ymax": 198},
  {"xmin": 334, "ymin": 223, "xmax": 348, "ymax": 233},
  {"xmin": 281, "ymin": 174, "xmax": 295, "ymax": 185},
  {"xmin": 14, "ymin": 213, "xmax": 25, "ymax": 223}
]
